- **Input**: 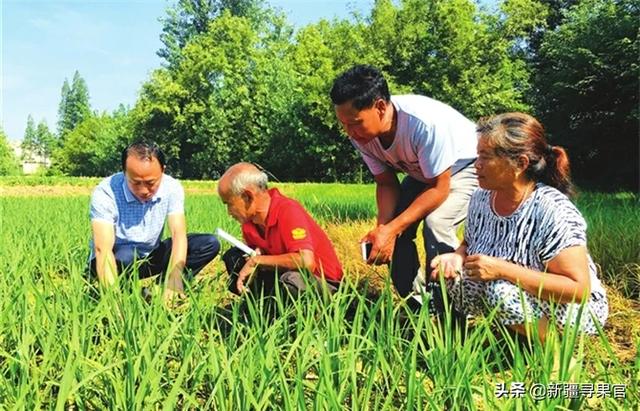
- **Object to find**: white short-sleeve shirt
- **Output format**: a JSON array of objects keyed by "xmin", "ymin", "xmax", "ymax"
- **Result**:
[{"xmin": 352, "ymin": 95, "xmax": 478, "ymax": 182}]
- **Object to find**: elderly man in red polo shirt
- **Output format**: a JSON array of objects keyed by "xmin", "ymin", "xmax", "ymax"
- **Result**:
[{"xmin": 218, "ymin": 162, "xmax": 343, "ymax": 297}]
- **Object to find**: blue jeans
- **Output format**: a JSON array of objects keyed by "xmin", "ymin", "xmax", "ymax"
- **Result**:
[{"xmin": 89, "ymin": 233, "xmax": 220, "ymax": 280}]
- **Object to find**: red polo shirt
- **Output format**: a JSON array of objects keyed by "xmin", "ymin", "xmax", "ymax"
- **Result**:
[{"xmin": 241, "ymin": 188, "xmax": 343, "ymax": 282}]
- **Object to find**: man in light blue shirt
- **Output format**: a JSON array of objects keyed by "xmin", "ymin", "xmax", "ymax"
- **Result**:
[{"xmin": 89, "ymin": 141, "xmax": 219, "ymax": 301}]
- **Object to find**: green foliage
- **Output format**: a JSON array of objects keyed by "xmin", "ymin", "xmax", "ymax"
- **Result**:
[
  {"xmin": 134, "ymin": 0, "xmax": 534, "ymax": 181},
  {"xmin": 158, "ymin": 0, "xmax": 269, "ymax": 67},
  {"xmin": 0, "ymin": 128, "xmax": 20, "ymax": 175},
  {"xmin": 534, "ymin": 0, "xmax": 639, "ymax": 190},
  {"xmin": 52, "ymin": 109, "xmax": 131, "ymax": 176},
  {"xmin": 35, "ymin": 120, "xmax": 57, "ymax": 162},
  {"xmin": 0, "ymin": 186, "xmax": 637, "ymax": 408},
  {"xmin": 20, "ymin": 115, "xmax": 38, "ymax": 161},
  {"xmin": 265, "ymin": 19, "xmax": 374, "ymax": 182},
  {"xmin": 14, "ymin": 0, "xmax": 633, "ymax": 187},
  {"xmin": 136, "ymin": 12, "xmax": 287, "ymax": 178},
  {"xmin": 57, "ymin": 79, "xmax": 71, "ymax": 137},
  {"xmin": 499, "ymin": 0, "xmax": 549, "ymax": 40},
  {"xmin": 368, "ymin": 0, "xmax": 544, "ymax": 117},
  {"xmin": 22, "ymin": 118, "xmax": 57, "ymax": 166},
  {"xmin": 127, "ymin": 0, "xmax": 640, "ymax": 186},
  {"xmin": 525, "ymin": 0, "xmax": 578, "ymax": 54},
  {"xmin": 57, "ymin": 71, "xmax": 92, "ymax": 141}
]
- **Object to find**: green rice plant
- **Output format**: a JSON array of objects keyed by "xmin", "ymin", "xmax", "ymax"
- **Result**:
[
  {"xmin": 0, "ymin": 184, "xmax": 637, "ymax": 409},
  {"xmin": 576, "ymin": 191, "xmax": 640, "ymax": 298}
]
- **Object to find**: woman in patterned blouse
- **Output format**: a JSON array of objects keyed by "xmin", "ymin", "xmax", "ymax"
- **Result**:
[{"xmin": 430, "ymin": 112, "xmax": 608, "ymax": 340}]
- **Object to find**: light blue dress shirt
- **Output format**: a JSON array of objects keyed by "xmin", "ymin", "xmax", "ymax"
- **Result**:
[{"xmin": 89, "ymin": 172, "xmax": 184, "ymax": 263}]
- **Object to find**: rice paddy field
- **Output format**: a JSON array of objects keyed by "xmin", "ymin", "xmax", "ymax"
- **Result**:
[{"xmin": 0, "ymin": 177, "xmax": 638, "ymax": 409}]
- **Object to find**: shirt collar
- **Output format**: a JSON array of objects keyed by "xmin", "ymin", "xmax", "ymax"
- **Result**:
[{"xmin": 264, "ymin": 188, "xmax": 283, "ymax": 228}]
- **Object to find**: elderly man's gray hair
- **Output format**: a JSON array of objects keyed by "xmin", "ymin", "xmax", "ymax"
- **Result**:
[{"xmin": 229, "ymin": 166, "xmax": 268, "ymax": 195}]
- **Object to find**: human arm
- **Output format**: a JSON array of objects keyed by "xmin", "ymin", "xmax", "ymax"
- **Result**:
[
  {"xmin": 364, "ymin": 169, "xmax": 451, "ymax": 264},
  {"xmin": 235, "ymin": 250, "xmax": 316, "ymax": 293},
  {"xmin": 463, "ymin": 246, "xmax": 591, "ymax": 303},
  {"xmin": 92, "ymin": 220, "xmax": 118, "ymax": 287},
  {"xmin": 90, "ymin": 183, "xmax": 119, "ymax": 288},
  {"xmin": 373, "ymin": 169, "xmax": 401, "ymax": 226},
  {"xmin": 164, "ymin": 212, "xmax": 187, "ymax": 300},
  {"xmin": 236, "ymin": 202, "xmax": 319, "ymax": 293},
  {"xmin": 360, "ymin": 170, "xmax": 399, "ymax": 265}
]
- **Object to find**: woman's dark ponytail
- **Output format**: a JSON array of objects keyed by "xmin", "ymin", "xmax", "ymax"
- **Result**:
[{"xmin": 541, "ymin": 145, "xmax": 574, "ymax": 197}]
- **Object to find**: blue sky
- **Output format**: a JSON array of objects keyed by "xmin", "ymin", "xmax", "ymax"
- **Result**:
[{"xmin": 1, "ymin": 0, "xmax": 373, "ymax": 142}]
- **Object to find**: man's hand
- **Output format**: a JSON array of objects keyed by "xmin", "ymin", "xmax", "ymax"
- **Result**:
[
  {"xmin": 362, "ymin": 224, "xmax": 397, "ymax": 265},
  {"xmin": 236, "ymin": 256, "xmax": 258, "ymax": 294},
  {"xmin": 100, "ymin": 268, "xmax": 117, "ymax": 288},
  {"xmin": 464, "ymin": 254, "xmax": 505, "ymax": 281},
  {"xmin": 430, "ymin": 252, "xmax": 464, "ymax": 280},
  {"xmin": 163, "ymin": 275, "xmax": 186, "ymax": 305}
]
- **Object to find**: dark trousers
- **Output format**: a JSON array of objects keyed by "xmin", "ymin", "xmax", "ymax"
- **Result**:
[
  {"xmin": 89, "ymin": 233, "xmax": 220, "ymax": 281},
  {"xmin": 222, "ymin": 247, "xmax": 339, "ymax": 298},
  {"xmin": 391, "ymin": 174, "xmax": 476, "ymax": 315},
  {"xmin": 390, "ymin": 177, "xmax": 443, "ymax": 297}
]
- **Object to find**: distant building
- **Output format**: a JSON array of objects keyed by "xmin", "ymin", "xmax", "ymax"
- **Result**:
[{"xmin": 10, "ymin": 141, "xmax": 51, "ymax": 174}]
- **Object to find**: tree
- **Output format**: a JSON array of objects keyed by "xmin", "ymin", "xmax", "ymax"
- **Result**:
[
  {"xmin": 135, "ymin": 11, "xmax": 302, "ymax": 179},
  {"xmin": 0, "ymin": 128, "xmax": 20, "ymax": 175},
  {"xmin": 133, "ymin": 0, "xmax": 545, "ymax": 181},
  {"xmin": 277, "ymin": 19, "xmax": 382, "ymax": 182},
  {"xmin": 158, "ymin": 0, "xmax": 268, "ymax": 66},
  {"xmin": 22, "ymin": 118, "xmax": 56, "ymax": 165},
  {"xmin": 525, "ymin": 0, "xmax": 579, "ymax": 58},
  {"xmin": 54, "ymin": 109, "xmax": 130, "ymax": 176},
  {"xmin": 534, "ymin": 0, "xmax": 639, "ymax": 189},
  {"xmin": 35, "ymin": 120, "xmax": 57, "ymax": 164},
  {"xmin": 21, "ymin": 115, "xmax": 38, "ymax": 162},
  {"xmin": 57, "ymin": 79, "xmax": 71, "ymax": 137},
  {"xmin": 57, "ymin": 71, "xmax": 91, "ymax": 141},
  {"xmin": 363, "ymin": 0, "xmax": 547, "ymax": 119},
  {"xmin": 267, "ymin": 0, "xmax": 545, "ymax": 181}
]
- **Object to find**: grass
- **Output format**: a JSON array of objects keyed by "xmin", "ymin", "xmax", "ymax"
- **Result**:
[{"xmin": 0, "ymin": 179, "xmax": 638, "ymax": 409}]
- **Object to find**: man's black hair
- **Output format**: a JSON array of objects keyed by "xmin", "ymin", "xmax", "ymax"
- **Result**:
[
  {"xmin": 330, "ymin": 65, "xmax": 391, "ymax": 109},
  {"xmin": 121, "ymin": 140, "xmax": 166, "ymax": 170}
]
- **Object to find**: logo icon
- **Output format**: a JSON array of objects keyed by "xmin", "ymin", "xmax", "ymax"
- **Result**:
[{"xmin": 291, "ymin": 228, "xmax": 307, "ymax": 240}]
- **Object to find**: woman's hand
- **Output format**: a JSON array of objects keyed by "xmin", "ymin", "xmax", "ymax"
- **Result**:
[
  {"xmin": 463, "ymin": 254, "xmax": 504, "ymax": 281},
  {"xmin": 430, "ymin": 252, "xmax": 464, "ymax": 280}
]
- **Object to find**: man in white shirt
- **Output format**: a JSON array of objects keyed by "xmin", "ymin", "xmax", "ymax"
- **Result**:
[{"xmin": 330, "ymin": 65, "xmax": 478, "ymax": 312}]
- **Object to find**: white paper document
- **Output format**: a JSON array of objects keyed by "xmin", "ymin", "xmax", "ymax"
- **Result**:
[{"xmin": 215, "ymin": 228, "xmax": 257, "ymax": 256}]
